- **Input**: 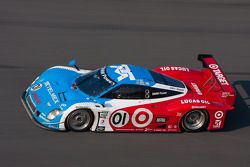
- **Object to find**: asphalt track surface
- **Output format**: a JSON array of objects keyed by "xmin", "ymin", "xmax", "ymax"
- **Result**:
[{"xmin": 1, "ymin": 0, "xmax": 250, "ymax": 166}]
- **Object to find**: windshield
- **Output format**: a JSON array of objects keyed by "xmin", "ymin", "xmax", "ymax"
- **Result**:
[{"xmin": 75, "ymin": 68, "xmax": 115, "ymax": 96}]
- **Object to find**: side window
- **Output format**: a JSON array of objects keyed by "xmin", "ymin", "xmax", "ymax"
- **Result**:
[
  {"xmin": 102, "ymin": 84, "xmax": 182, "ymax": 99},
  {"xmin": 149, "ymin": 70, "xmax": 185, "ymax": 88},
  {"xmin": 102, "ymin": 84, "xmax": 148, "ymax": 99}
]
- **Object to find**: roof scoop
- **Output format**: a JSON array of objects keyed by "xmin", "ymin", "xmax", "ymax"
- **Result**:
[{"xmin": 68, "ymin": 59, "xmax": 79, "ymax": 71}]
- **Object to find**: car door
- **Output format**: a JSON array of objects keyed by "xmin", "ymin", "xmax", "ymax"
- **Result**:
[{"xmin": 101, "ymin": 84, "xmax": 167, "ymax": 131}]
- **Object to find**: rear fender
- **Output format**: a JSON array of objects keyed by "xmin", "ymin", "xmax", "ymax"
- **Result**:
[{"xmin": 167, "ymin": 98, "xmax": 227, "ymax": 131}]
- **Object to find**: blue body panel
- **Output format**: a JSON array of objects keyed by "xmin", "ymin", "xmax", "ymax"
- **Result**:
[
  {"xmin": 106, "ymin": 64, "xmax": 154, "ymax": 85},
  {"xmin": 22, "ymin": 64, "xmax": 158, "ymax": 130},
  {"xmin": 23, "ymin": 67, "xmax": 94, "ymax": 130}
]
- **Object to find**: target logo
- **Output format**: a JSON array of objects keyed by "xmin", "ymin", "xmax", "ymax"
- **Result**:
[
  {"xmin": 209, "ymin": 64, "xmax": 219, "ymax": 70},
  {"xmin": 132, "ymin": 108, "xmax": 153, "ymax": 128},
  {"xmin": 215, "ymin": 111, "xmax": 223, "ymax": 119},
  {"xmin": 213, "ymin": 111, "xmax": 224, "ymax": 128}
]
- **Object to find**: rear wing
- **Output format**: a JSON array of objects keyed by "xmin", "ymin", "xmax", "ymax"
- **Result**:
[{"xmin": 198, "ymin": 54, "xmax": 236, "ymax": 109}]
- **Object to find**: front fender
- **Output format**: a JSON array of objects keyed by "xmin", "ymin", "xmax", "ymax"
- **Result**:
[{"xmin": 59, "ymin": 102, "xmax": 104, "ymax": 131}]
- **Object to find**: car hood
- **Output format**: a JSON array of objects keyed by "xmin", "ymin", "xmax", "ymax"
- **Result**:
[{"xmin": 28, "ymin": 66, "xmax": 94, "ymax": 115}]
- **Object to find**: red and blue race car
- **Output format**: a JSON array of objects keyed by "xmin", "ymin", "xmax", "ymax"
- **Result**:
[{"xmin": 21, "ymin": 54, "xmax": 235, "ymax": 132}]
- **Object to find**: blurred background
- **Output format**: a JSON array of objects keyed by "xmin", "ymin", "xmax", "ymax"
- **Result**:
[{"xmin": 0, "ymin": 0, "xmax": 250, "ymax": 167}]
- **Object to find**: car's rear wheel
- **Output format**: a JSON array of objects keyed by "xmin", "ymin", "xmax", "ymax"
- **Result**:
[
  {"xmin": 181, "ymin": 110, "xmax": 209, "ymax": 132},
  {"xmin": 66, "ymin": 109, "xmax": 94, "ymax": 132}
]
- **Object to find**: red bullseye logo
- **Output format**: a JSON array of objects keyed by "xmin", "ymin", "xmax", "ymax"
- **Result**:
[
  {"xmin": 135, "ymin": 111, "xmax": 149, "ymax": 124},
  {"xmin": 209, "ymin": 64, "xmax": 219, "ymax": 70},
  {"xmin": 215, "ymin": 111, "xmax": 223, "ymax": 119},
  {"xmin": 132, "ymin": 108, "xmax": 153, "ymax": 128}
]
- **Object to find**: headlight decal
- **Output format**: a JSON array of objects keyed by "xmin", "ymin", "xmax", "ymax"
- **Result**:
[{"xmin": 47, "ymin": 109, "xmax": 62, "ymax": 120}]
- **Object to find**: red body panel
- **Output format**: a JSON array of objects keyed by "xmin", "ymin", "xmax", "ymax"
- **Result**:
[{"xmin": 107, "ymin": 55, "xmax": 235, "ymax": 132}]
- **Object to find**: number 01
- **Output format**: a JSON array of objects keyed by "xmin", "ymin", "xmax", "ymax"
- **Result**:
[{"xmin": 111, "ymin": 111, "xmax": 129, "ymax": 127}]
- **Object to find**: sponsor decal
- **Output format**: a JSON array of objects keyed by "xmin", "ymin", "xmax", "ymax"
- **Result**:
[
  {"xmin": 167, "ymin": 125, "xmax": 177, "ymax": 129},
  {"xmin": 96, "ymin": 126, "xmax": 105, "ymax": 131},
  {"xmin": 100, "ymin": 111, "xmax": 109, "ymax": 118},
  {"xmin": 44, "ymin": 81, "xmax": 59, "ymax": 104},
  {"xmin": 96, "ymin": 111, "xmax": 108, "ymax": 131},
  {"xmin": 156, "ymin": 117, "xmax": 166, "ymax": 123},
  {"xmin": 136, "ymin": 79, "xmax": 150, "ymax": 86},
  {"xmin": 192, "ymin": 106, "xmax": 207, "ymax": 109},
  {"xmin": 215, "ymin": 111, "xmax": 223, "ymax": 119},
  {"xmin": 100, "ymin": 68, "xmax": 115, "ymax": 85},
  {"xmin": 208, "ymin": 64, "xmax": 229, "ymax": 86},
  {"xmin": 169, "ymin": 86, "xmax": 185, "ymax": 93},
  {"xmin": 98, "ymin": 118, "xmax": 106, "ymax": 126},
  {"xmin": 155, "ymin": 129, "xmax": 168, "ymax": 132},
  {"xmin": 48, "ymin": 124, "xmax": 58, "ymax": 129},
  {"xmin": 32, "ymin": 93, "xmax": 41, "ymax": 104},
  {"xmin": 110, "ymin": 65, "xmax": 135, "ymax": 81},
  {"xmin": 111, "ymin": 110, "xmax": 130, "ymax": 128},
  {"xmin": 191, "ymin": 82, "xmax": 202, "ymax": 95},
  {"xmin": 131, "ymin": 108, "xmax": 153, "ymax": 128},
  {"xmin": 181, "ymin": 99, "xmax": 210, "ymax": 104},
  {"xmin": 160, "ymin": 66, "xmax": 190, "ymax": 72},
  {"xmin": 145, "ymin": 128, "xmax": 153, "ymax": 132},
  {"xmin": 213, "ymin": 111, "xmax": 224, "ymax": 128},
  {"xmin": 167, "ymin": 124, "xmax": 178, "ymax": 132},
  {"xmin": 176, "ymin": 112, "xmax": 182, "ymax": 117},
  {"xmin": 213, "ymin": 120, "xmax": 222, "ymax": 128},
  {"xmin": 152, "ymin": 92, "xmax": 167, "ymax": 96},
  {"xmin": 31, "ymin": 83, "xmax": 42, "ymax": 91},
  {"xmin": 60, "ymin": 104, "xmax": 67, "ymax": 107},
  {"xmin": 59, "ymin": 103, "xmax": 67, "ymax": 110},
  {"xmin": 222, "ymin": 92, "xmax": 231, "ymax": 98},
  {"xmin": 115, "ymin": 128, "xmax": 136, "ymax": 132},
  {"xmin": 208, "ymin": 64, "xmax": 219, "ymax": 69}
]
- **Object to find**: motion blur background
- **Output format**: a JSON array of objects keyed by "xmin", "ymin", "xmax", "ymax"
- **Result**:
[{"xmin": 0, "ymin": 0, "xmax": 250, "ymax": 166}]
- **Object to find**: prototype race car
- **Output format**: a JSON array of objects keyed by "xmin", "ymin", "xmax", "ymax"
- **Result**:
[{"xmin": 21, "ymin": 54, "xmax": 235, "ymax": 132}]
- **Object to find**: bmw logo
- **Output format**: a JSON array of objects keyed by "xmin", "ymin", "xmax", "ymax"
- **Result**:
[{"xmin": 31, "ymin": 83, "xmax": 42, "ymax": 91}]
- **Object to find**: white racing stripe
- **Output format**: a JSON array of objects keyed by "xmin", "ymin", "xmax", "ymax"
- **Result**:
[{"xmin": 153, "ymin": 83, "xmax": 186, "ymax": 93}]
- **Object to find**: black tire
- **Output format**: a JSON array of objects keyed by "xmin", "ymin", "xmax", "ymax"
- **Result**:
[
  {"xmin": 66, "ymin": 109, "xmax": 94, "ymax": 132},
  {"xmin": 181, "ymin": 110, "xmax": 209, "ymax": 132}
]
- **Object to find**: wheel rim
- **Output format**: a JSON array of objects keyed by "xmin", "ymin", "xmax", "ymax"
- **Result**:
[
  {"xmin": 68, "ymin": 110, "xmax": 91, "ymax": 131},
  {"xmin": 183, "ymin": 110, "xmax": 206, "ymax": 131}
]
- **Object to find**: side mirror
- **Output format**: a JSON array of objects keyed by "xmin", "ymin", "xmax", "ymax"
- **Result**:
[{"xmin": 68, "ymin": 59, "xmax": 79, "ymax": 71}]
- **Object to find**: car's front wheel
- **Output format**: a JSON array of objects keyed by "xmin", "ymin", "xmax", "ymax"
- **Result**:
[
  {"xmin": 66, "ymin": 109, "xmax": 94, "ymax": 132},
  {"xmin": 181, "ymin": 110, "xmax": 209, "ymax": 132}
]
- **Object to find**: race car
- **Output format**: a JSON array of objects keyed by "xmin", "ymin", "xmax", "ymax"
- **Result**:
[{"xmin": 21, "ymin": 54, "xmax": 236, "ymax": 132}]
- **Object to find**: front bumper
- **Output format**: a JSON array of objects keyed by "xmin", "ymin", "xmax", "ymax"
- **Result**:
[{"xmin": 21, "ymin": 91, "xmax": 60, "ymax": 131}]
